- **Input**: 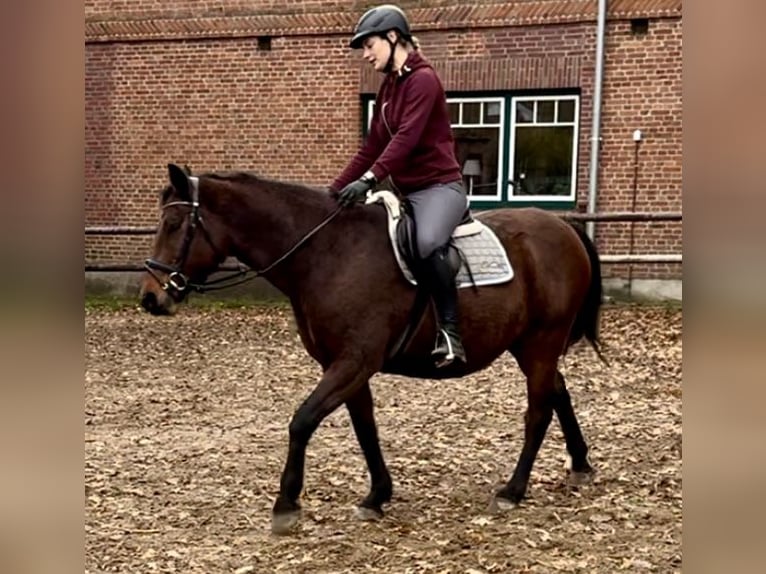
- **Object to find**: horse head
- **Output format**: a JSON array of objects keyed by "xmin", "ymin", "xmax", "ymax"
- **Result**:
[{"xmin": 139, "ymin": 163, "xmax": 229, "ymax": 315}]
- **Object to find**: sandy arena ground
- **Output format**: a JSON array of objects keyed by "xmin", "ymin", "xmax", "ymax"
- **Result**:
[{"xmin": 85, "ymin": 302, "xmax": 681, "ymax": 573}]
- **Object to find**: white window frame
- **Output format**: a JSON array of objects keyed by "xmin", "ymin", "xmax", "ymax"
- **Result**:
[
  {"xmin": 448, "ymin": 97, "xmax": 505, "ymax": 202},
  {"xmin": 366, "ymin": 99, "xmax": 376, "ymax": 129},
  {"xmin": 508, "ymin": 95, "xmax": 580, "ymax": 203}
]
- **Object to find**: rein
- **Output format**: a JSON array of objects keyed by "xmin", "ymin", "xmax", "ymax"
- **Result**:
[{"xmin": 144, "ymin": 176, "xmax": 343, "ymax": 296}]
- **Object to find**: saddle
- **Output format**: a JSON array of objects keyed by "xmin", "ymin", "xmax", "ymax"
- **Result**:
[{"xmin": 365, "ymin": 190, "xmax": 514, "ymax": 289}]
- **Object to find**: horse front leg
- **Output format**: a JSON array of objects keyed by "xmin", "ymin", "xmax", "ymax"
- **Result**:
[
  {"xmin": 346, "ymin": 382, "xmax": 392, "ymax": 520},
  {"xmin": 271, "ymin": 358, "xmax": 378, "ymax": 535}
]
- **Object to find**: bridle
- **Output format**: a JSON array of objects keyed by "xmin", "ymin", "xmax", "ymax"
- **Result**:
[{"xmin": 144, "ymin": 176, "xmax": 343, "ymax": 298}]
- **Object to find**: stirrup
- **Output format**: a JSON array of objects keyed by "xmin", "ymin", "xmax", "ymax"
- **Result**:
[{"xmin": 431, "ymin": 328, "xmax": 466, "ymax": 368}]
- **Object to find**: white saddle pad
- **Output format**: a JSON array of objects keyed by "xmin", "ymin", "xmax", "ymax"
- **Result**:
[{"xmin": 366, "ymin": 190, "xmax": 514, "ymax": 289}]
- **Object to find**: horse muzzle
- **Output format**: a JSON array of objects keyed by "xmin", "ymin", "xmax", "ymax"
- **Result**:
[
  {"xmin": 139, "ymin": 265, "xmax": 182, "ymax": 315},
  {"xmin": 139, "ymin": 288, "xmax": 177, "ymax": 316}
]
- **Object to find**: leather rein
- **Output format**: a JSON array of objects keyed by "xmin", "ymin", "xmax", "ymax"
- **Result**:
[{"xmin": 144, "ymin": 176, "xmax": 342, "ymax": 297}]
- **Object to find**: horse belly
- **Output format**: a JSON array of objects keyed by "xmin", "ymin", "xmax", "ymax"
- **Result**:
[{"xmin": 382, "ymin": 284, "xmax": 522, "ymax": 380}]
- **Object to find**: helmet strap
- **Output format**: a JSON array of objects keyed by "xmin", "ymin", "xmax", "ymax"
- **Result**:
[{"xmin": 384, "ymin": 36, "xmax": 397, "ymax": 73}]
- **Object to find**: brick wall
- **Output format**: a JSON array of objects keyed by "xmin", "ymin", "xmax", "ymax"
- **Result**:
[
  {"xmin": 595, "ymin": 18, "xmax": 682, "ymax": 280},
  {"xmin": 85, "ymin": 35, "xmax": 360, "ymax": 262},
  {"xmin": 85, "ymin": 0, "xmax": 682, "ymax": 280}
]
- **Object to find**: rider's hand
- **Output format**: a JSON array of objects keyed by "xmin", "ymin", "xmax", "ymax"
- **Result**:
[{"xmin": 338, "ymin": 171, "xmax": 376, "ymax": 207}]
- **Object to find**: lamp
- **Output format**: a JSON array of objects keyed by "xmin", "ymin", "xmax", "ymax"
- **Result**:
[{"xmin": 462, "ymin": 158, "xmax": 482, "ymax": 195}]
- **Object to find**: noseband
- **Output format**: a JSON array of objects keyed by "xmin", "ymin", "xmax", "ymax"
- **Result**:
[{"xmin": 144, "ymin": 176, "xmax": 343, "ymax": 298}]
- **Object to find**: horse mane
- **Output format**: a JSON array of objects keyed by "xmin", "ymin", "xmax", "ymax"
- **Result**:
[{"xmin": 201, "ymin": 171, "xmax": 332, "ymax": 202}]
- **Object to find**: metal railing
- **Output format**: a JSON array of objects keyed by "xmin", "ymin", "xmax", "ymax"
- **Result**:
[{"xmin": 84, "ymin": 211, "xmax": 682, "ymax": 271}]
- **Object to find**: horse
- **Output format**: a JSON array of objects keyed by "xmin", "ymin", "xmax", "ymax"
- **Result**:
[{"xmin": 139, "ymin": 163, "xmax": 604, "ymax": 535}]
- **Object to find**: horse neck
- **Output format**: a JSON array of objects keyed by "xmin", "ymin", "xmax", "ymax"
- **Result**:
[{"xmin": 205, "ymin": 176, "xmax": 336, "ymax": 293}]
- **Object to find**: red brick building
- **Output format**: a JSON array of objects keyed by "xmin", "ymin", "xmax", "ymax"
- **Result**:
[{"xmin": 85, "ymin": 0, "xmax": 682, "ymax": 297}]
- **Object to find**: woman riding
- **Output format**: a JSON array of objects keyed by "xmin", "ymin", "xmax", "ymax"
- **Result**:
[{"xmin": 329, "ymin": 4, "xmax": 469, "ymax": 368}]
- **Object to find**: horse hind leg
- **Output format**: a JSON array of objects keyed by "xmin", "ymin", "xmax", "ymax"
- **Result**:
[
  {"xmin": 553, "ymin": 370, "xmax": 594, "ymax": 486},
  {"xmin": 494, "ymin": 347, "xmax": 558, "ymax": 509},
  {"xmin": 345, "ymin": 382, "xmax": 393, "ymax": 520},
  {"xmin": 492, "ymin": 347, "xmax": 594, "ymax": 511}
]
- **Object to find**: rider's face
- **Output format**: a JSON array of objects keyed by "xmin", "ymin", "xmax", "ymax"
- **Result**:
[{"xmin": 362, "ymin": 35, "xmax": 393, "ymax": 73}]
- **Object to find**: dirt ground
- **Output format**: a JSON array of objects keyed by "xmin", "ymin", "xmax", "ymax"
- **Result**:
[{"xmin": 85, "ymin": 302, "xmax": 682, "ymax": 573}]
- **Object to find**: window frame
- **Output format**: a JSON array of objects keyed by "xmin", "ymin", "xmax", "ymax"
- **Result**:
[
  {"xmin": 507, "ymin": 94, "xmax": 580, "ymax": 204},
  {"xmin": 448, "ymin": 96, "xmax": 506, "ymax": 202}
]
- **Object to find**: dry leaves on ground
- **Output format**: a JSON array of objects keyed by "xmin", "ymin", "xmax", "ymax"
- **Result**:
[{"xmin": 86, "ymin": 303, "xmax": 681, "ymax": 573}]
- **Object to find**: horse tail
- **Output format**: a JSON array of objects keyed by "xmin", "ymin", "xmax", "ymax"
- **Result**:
[{"xmin": 567, "ymin": 222, "xmax": 608, "ymax": 364}]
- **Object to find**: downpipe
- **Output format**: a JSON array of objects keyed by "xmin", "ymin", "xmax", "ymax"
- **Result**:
[{"xmin": 586, "ymin": 0, "xmax": 608, "ymax": 240}]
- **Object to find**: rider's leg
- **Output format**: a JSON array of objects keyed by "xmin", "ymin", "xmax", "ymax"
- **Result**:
[{"xmin": 407, "ymin": 181, "xmax": 468, "ymax": 367}]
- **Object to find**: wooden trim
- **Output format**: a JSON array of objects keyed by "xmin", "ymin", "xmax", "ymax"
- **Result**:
[{"xmin": 86, "ymin": 1, "xmax": 681, "ymax": 43}]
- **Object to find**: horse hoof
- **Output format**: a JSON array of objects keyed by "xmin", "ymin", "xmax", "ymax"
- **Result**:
[
  {"xmin": 271, "ymin": 510, "xmax": 302, "ymax": 535},
  {"xmin": 567, "ymin": 470, "xmax": 594, "ymax": 487},
  {"xmin": 354, "ymin": 505, "xmax": 383, "ymax": 522},
  {"xmin": 488, "ymin": 496, "xmax": 519, "ymax": 514}
]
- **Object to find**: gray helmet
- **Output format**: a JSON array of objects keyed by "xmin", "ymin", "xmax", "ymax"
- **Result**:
[{"xmin": 349, "ymin": 4, "xmax": 412, "ymax": 49}]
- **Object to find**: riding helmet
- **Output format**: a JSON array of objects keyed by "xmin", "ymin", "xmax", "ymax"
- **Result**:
[{"xmin": 349, "ymin": 4, "xmax": 412, "ymax": 49}]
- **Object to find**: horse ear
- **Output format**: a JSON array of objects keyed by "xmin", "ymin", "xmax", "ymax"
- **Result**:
[{"xmin": 167, "ymin": 163, "xmax": 191, "ymax": 199}]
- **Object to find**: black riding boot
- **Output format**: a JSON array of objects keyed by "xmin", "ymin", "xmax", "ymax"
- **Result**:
[{"xmin": 420, "ymin": 247, "xmax": 466, "ymax": 368}]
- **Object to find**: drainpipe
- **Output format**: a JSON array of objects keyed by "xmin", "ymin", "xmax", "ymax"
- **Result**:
[{"xmin": 586, "ymin": 0, "xmax": 607, "ymax": 239}]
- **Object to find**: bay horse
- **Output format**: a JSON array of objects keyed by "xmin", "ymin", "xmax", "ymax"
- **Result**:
[{"xmin": 139, "ymin": 163, "xmax": 604, "ymax": 534}]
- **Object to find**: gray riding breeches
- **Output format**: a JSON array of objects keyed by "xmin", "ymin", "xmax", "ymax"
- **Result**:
[{"xmin": 406, "ymin": 180, "xmax": 469, "ymax": 259}]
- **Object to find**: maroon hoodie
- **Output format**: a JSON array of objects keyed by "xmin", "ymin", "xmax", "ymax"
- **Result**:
[{"xmin": 331, "ymin": 51, "xmax": 462, "ymax": 195}]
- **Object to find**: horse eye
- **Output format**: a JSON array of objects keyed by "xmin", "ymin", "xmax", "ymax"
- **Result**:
[{"xmin": 162, "ymin": 215, "xmax": 183, "ymax": 232}]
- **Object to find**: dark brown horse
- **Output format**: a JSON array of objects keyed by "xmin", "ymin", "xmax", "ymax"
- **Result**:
[{"xmin": 139, "ymin": 163, "xmax": 604, "ymax": 534}]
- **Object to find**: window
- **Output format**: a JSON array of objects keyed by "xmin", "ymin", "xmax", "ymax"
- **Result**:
[
  {"xmin": 449, "ymin": 98, "xmax": 505, "ymax": 201},
  {"xmin": 509, "ymin": 95, "xmax": 579, "ymax": 203},
  {"xmin": 364, "ymin": 93, "xmax": 579, "ymax": 207}
]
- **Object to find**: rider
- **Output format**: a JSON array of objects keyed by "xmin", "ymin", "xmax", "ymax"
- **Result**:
[{"xmin": 329, "ymin": 4, "xmax": 468, "ymax": 368}]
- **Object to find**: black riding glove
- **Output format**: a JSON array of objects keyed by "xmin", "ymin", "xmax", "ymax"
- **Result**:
[{"xmin": 338, "ymin": 172, "xmax": 376, "ymax": 207}]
